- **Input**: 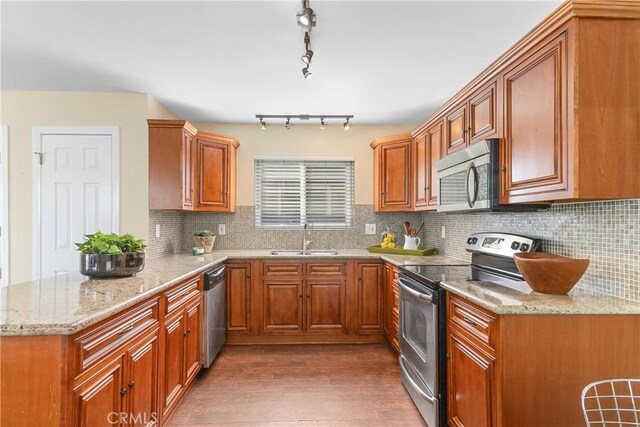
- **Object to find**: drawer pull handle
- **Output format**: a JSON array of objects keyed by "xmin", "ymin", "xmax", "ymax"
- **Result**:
[
  {"xmin": 117, "ymin": 324, "xmax": 134, "ymax": 336},
  {"xmin": 462, "ymin": 315, "xmax": 478, "ymax": 327},
  {"xmin": 181, "ymin": 290, "xmax": 192, "ymax": 297}
]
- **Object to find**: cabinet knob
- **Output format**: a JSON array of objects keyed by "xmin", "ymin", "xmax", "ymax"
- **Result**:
[
  {"xmin": 298, "ymin": 294, "xmax": 303, "ymax": 298},
  {"xmin": 500, "ymin": 166, "xmax": 507, "ymax": 173},
  {"xmin": 446, "ymin": 353, "xmax": 451, "ymax": 360},
  {"xmin": 306, "ymin": 294, "xmax": 310, "ymax": 299},
  {"xmin": 120, "ymin": 388, "xmax": 127, "ymax": 397},
  {"xmin": 380, "ymin": 192, "xmax": 385, "ymax": 196},
  {"xmin": 128, "ymin": 381, "xmax": 135, "ymax": 389},
  {"xmin": 357, "ymin": 277, "xmax": 362, "ymax": 282}
]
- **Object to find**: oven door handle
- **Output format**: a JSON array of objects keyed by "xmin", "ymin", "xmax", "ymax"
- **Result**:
[
  {"xmin": 398, "ymin": 277, "xmax": 433, "ymax": 303},
  {"xmin": 399, "ymin": 355, "xmax": 437, "ymax": 405}
]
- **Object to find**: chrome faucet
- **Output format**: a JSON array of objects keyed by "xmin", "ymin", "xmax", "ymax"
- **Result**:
[{"xmin": 302, "ymin": 223, "xmax": 313, "ymax": 251}]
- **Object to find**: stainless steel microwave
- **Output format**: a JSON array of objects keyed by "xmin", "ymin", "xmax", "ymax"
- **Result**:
[{"xmin": 435, "ymin": 139, "xmax": 548, "ymax": 213}]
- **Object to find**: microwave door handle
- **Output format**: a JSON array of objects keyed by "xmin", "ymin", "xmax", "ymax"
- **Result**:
[
  {"xmin": 465, "ymin": 162, "xmax": 479, "ymax": 208},
  {"xmin": 398, "ymin": 278, "xmax": 433, "ymax": 303}
]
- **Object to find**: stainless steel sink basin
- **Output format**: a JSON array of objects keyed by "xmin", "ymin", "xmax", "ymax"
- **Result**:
[{"xmin": 269, "ymin": 250, "xmax": 339, "ymax": 256}]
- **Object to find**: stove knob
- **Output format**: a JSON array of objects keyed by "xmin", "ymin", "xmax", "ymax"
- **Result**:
[
  {"xmin": 467, "ymin": 237, "xmax": 474, "ymax": 244},
  {"xmin": 520, "ymin": 243, "xmax": 530, "ymax": 252},
  {"xmin": 471, "ymin": 237, "xmax": 478, "ymax": 244},
  {"xmin": 510, "ymin": 241, "xmax": 520, "ymax": 250}
]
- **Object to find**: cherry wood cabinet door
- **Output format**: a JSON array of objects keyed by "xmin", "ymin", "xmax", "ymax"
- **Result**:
[
  {"xmin": 226, "ymin": 263, "xmax": 251, "ymax": 332},
  {"xmin": 305, "ymin": 279, "xmax": 346, "ymax": 332},
  {"xmin": 445, "ymin": 103, "xmax": 467, "ymax": 155},
  {"xmin": 380, "ymin": 141, "xmax": 412, "ymax": 210},
  {"xmin": 383, "ymin": 263, "xmax": 392, "ymax": 338},
  {"xmin": 448, "ymin": 331, "xmax": 495, "ymax": 427},
  {"xmin": 73, "ymin": 357, "xmax": 124, "ymax": 427},
  {"xmin": 262, "ymin": 280, "xmax": 304, "ymax": 332},
  {"xmin": 182, "ymin": 130, "xmax": 194, "ymax": 209},
  {"xmin": 356, "ymin": 263, "xmax": 384, "ymax": 333},
  {"xmin": 468, "ymin": 81, "xmax": 497, "ymax": 144},
  {"xmin": 502, "ymin": 31, "xmax": 568, "ymax": 203},
  {"xmin": 184, "ymin": 298, "xmax": 202, "ymax": 386},
  {"xmin": 426, "ymin": 121, "xmax": 443, "ymax": 207},
  {"xmin": 126, "ymin": 332, "xmax": 159, "ymax": 427},
  {"xmin": 161, "ymin": 311, "xmax": 185, "ymax": 417},
  {"xmin": 413, "ymin": 134, "xmax": 429, "ymax": 209},
  {"xmin": 195, "ymin": 137, "xmax": 228, "ymax": 211}
]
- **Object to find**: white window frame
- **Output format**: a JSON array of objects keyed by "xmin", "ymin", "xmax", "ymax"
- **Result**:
[
  {"xmin": 254, "ymin": 155, "xmax": 355, "ymax": 230},
  {"xmin": 31, "ymin": 127, "xmax": 120, "ymax": 280}
]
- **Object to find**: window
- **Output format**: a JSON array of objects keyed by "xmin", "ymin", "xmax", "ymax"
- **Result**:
[{"xmin": 255, "ymin": 157, "xmax": 355, "ymax": 229}]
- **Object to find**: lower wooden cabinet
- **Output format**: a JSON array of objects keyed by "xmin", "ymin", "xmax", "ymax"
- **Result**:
[
  {"xmin": 263, "ymin": 279, "xmax": 305, "ymax": 332},
  {"xmin": 306, "ymin": 279, "xmax": 346, "ymax": 331},
  {"xmin": 226, "ymin": 262, "xmax": 252, "ymax": 332},
  {"xmin": 72, "ymin": 356, "xmax": 125, "ymax": 427},
  {"xmin": 126, "ymin": 332, "xmax": 160, "ymax": 427},
  {"xmin": 356, "ymin": 262, "xmax": 384, "ymax": 333},
  {"xmin": 383, "ymin": 263, "xmax": 400, "ymax": 355}
]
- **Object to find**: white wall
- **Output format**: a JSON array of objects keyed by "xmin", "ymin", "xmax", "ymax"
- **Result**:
[
  {"xmin": 1, "ymin": 91, "xmax": 151, "ymax": 284},
  {"xmin": 194, "ymin": 122, "xmax": 415, "ymax": 206}
]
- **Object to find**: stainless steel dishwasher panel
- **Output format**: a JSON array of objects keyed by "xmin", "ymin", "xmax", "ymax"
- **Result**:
[{"xmin": 202, "ymin": 264, "xmax": 226, "ymax": 368}]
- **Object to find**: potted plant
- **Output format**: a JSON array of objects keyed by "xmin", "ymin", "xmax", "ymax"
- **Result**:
[
  {"xmin": 193, "ymin": 230, "xmax": 216, "ymax": 253},
  {"xmin": 75, "ymin": 231, "xmax": 146, "ymax": 278}
]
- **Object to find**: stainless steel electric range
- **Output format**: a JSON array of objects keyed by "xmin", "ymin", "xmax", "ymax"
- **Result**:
[{"xmin": 397, "ymin": 232, "xmax": 541, "ymax": 427}]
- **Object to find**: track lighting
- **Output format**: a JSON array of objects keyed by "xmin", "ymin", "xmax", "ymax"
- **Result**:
[
  {"xmin": 301, "ymin": 50, "xmax": 314, "ymax": 64},
  {"xmin": 302, "ymin": 67, "xmax": 312, "ymax": 79},
  {"xmin": 256, "ymin": 115, "xmax": 354, "ymax": 130},
  {"xmin": 297, "ymin": 1, "xmax": 316, "ymax": 27}
]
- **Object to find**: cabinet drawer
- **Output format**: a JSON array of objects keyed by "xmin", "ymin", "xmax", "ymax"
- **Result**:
[
  {"xmin": 448, "ymin": 295, "xmax": 497, "ymax": 349},
  {"xmin": 165, "ymin": 276, "xmax": 201, "ymax": 315},
  {"xmin": 305, "ymin": 263, "xmax": 346, "ymax": 276},
  {"xmin": 74, "ymin": 298, "xmax": 159, "ymax": 375},
  {"xmin": 262, "ymin": 262, "xmax": 303, "ymax": 277}
]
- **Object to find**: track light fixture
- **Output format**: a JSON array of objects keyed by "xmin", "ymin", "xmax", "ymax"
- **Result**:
[
  {"xmin": 296, "ymin": 0, "xmax": 316, "ymax": 28},
  {"xmin": 297, "ymin": 2, "xmax": 316, "ymax": 79},
  {"xmin": 256, "ymin": 115, "xmax": 354, "ymax": 131}
]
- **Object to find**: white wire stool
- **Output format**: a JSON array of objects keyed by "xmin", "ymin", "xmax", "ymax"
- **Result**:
[{"xmin": 582, "ymin": 379, "xmax": 640, "ymax": 426}]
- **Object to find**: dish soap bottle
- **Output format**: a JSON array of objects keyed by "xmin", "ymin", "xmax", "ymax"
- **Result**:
[{"xmin": 381, "ymin": 227, "xmax": 397, "ymax": 249}]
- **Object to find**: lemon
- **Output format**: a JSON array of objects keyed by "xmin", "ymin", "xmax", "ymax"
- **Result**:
[
  {"xmin": 381, "ymin": 242, "xmax": 388, "ymax": 248},
  {"xmin": 388, "ymin": 242, "xmax": 397, "ymax": 249}
]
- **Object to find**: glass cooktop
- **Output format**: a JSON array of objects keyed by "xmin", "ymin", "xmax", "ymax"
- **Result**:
[{"xmin": 400, "ymin": 265, "xmax": 472, "ymax": 286}]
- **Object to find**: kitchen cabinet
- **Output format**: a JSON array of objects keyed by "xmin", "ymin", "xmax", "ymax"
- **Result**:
[
  {"xmin": 371, "ymin": 133, "xmax": 413, "ymax": 212},
  {"xmin": 446, "ymin": 292, "xmax": 640, "ymax": 426},
  {"xmin": 356, "ymin": 262, "xmax": 384, "ymax": 333},
  {"xmin": 193, "ymin": 131, "xmax": 239, "ymax": 212},
  {"xmin": 262, "ymin": 279, "xmax": 305, "ymax": 332},
  {"xmin": 306, "ymin": 279, "xmax": 347, "ymax": 332},
  {"xmin": 148, "ymin": 120, "xmax": 239, "ymax": 212},
  {"xmin": 383, "ymin": 263, "xmax": 400, "ymax": 355},
  {"xmin": 226, "ymin": 262, "xmax": 253, "ymax": 333},
  {"xmin": 148, "ymin": 120, "xmax": 197, "ymax": 210},
  {"xmin": 126, "ymin": 332, "xmax": 160, "ymax": 427},
  {"xmin": 412, "ymin": 3, "xmax": 640, "ymax": 203},
  {"xmin": 72, "ymin": 357, "xmax": 125, "ymax": 427},
  {"xmin": 413, "ymin": 120, "xmax": 443, "ymax": 211}
]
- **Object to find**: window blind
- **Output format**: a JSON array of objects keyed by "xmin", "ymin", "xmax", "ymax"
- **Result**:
[{"xmin": 255, "ymin": 159, "xmax": 355, "ymax": 229}]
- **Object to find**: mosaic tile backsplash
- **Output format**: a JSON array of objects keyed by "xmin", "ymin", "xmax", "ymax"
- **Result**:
[
  {"xmin": 182, "ymin": 205, "xmax": 423, "ymax": 251},
  {"xmin": 422, "ymin": 199, "xmax": 640, "ymax": 302},
  {"xmin": 147, "ymin": 210, "xmax": 184, "ymax": 260}
]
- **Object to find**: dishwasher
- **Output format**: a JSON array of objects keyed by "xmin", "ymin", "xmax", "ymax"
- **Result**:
[{"xmin": 202, "ymin": 264, "xmax": 226, "ymax": 368}]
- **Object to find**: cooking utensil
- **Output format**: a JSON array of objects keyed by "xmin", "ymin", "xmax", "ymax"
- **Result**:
[
  {"xmin": 403, "ymin": 222, "xmax": 411, "ymax": 236},
  {"xmin": 414, "ymin": 222, "xmax": 424, "ymax": 237},
  {"xmin": 514, "ymin": 252, "xmax": 590, "ymax": 295}
]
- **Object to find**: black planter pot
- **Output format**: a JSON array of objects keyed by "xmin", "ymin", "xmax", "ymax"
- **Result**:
[{"xmin": 80, "ymin": 252, "xmax": 145, "ymax": 278}]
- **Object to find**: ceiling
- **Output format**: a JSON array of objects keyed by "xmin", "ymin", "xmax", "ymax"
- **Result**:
[{"xmin": 1, "ymin": 1, "xmax": 562, "ymax": 125}]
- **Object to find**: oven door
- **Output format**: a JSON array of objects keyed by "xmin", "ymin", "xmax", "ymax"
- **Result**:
[{"xmin": 398, "ymin": 274, "xmax": 437, "ymax": 393}]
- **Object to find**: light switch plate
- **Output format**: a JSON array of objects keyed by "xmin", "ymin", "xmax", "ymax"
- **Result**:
[
  {"xmin": 441, "ymin": 225, "xmax": 446, "ymax": 239},
  {"xmin": 218, "ymin": 224, "xmax": 226, "ymax": 235},
  {"xmin": 365, "ymin": 224, "xmax": 376, "ymax": 235},
  {"xmin": 155, "ymin": 224, "xmax": 160, "ymax": 238}
]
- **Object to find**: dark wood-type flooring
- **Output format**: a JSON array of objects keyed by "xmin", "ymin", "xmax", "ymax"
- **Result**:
[{"xmin": 166, "ymin": 344, "xmax": 425, "ymax": 426}]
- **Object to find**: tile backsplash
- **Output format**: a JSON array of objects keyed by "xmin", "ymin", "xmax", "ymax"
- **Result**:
[
  {"xmin": 422, "ymin": 199, "xmax": 640, "ymax": 302},
  {"xmin": 147, "ymin": 210, "xmax": 184, "ymax": 259}
]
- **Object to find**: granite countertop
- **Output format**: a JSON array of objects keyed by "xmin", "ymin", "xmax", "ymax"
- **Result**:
[
  {"xmin": 442, "ymin": 280, "xmax": 640, "ymax": 315},
  {"xmin": 0, "ymin": 250, "xmax": 466, "ymax": 336}
]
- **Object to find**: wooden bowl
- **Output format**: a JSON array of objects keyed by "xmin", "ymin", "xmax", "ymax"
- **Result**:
[{"xmin": 514, "ymin": 253, "xmax": 590, "ymax": 295}]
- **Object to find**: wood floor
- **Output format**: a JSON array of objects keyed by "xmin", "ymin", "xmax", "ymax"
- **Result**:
[{"xmin": 166, "ymin": 344, "xmax": 426, "ymax": 426}]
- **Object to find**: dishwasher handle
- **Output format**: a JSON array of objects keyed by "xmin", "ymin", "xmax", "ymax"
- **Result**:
[{"xmin": 204, "ymin": 265, "xmax": 226, "ymax": 290}]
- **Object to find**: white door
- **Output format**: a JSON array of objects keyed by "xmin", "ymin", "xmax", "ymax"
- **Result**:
[
  {"xmin": 34, "ymin": 128, "xmax": 119, "ymax": 279},
  {"xmin": 0, "ymin": 126, "xmax": 7, "ymax": 286}
]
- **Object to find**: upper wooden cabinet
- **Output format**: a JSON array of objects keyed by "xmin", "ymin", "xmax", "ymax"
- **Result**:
[
  {"xmin": 148, "ymin": 120, "xmax": 197, "ymax": 210},
  {"xmin": 371, "ymin": 133, "xmax": 413, "ymax": 212},
  {"xmin": 148, "ymin": 120, "xmax": 239, "ymax": 212},
  {"xmin": 413, "ymin": 120, "xmax": 443, "ymax": 211},
  {"xmin": 194, "ymin": 131, "xmax": 239, "ymax": 212},
  {"xmin": 412, "ymin": 2, "xmax": 640, "ymax": 204},
  {"xmin": 444, "ymin": 81, "xmax": 498, "ymax": 155}
]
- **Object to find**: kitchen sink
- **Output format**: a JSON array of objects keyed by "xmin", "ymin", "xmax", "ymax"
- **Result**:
[{"xmin": 269, "ymin": 250, "xmax": 339, "ymax": 256}]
